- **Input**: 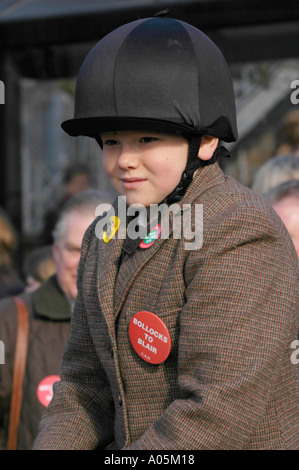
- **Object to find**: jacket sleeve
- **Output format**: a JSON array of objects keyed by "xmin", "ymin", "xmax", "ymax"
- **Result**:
[
  {"xmin": 128, "ymin": 206, "xmax": 299, "ymax": 449},
  {"xmin": 33, "ymin": 222, "xmax": 115, "ymax": 450}
]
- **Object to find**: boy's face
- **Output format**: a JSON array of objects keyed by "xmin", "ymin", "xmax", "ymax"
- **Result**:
[{"xmin": 100, "ymin": 131, "xmax": 189, "ymax": 207}]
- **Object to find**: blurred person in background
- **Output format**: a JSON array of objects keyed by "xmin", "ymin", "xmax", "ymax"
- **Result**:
[
  {"xmin": 251, "ymin": 153, "xmax": 299, "ymax": 195},
  {"xmin": 23, "ymin": 245, "xmax": 56, "ymax": 293},
  {"xmin": 40, "ymin": 163, "xmax": 91, "ymax": 245},
  {"xmin": 0, "ymin": 189, "xmax": 113, "ymax": 450},
  {"xmin": 275, "ymin": 110, "xmax": 299, "ymax": 156},
  {"xmin": 61, "ymin": 164, "xmax": 91, "ymax": 199},
  {"xmin": 265, "ymin": 179, "xmax": 299, "ymax": 259},
  {"xmin": 0, "ymin": 208, "xmax": 24, "ymax": 299},
  {"xmin": 265, "ymin": 179, "xmax": 299, "ymax": 343}
]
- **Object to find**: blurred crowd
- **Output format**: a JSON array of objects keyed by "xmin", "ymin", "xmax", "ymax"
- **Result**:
[
  {"xmin": 252, "ymin": 110, "xmax": 299, "ymax": 258},
  {"xmin": 0, "ymin": 163, "xmax": 99, "ymax": 298},
  {"xmin": 0, "ymin": 164, "xmax": 113, "ymax": 449}
]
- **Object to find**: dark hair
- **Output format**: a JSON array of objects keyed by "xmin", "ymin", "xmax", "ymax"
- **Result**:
[
  {"xmin": 23, "ymin": 245, "xmax": 56, "ymax": 282},
  {"xmin": 62, "ymin": 164, "xmax": 90, "ymax": 184}
]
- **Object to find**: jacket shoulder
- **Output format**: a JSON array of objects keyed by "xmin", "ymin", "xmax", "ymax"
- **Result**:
[{"xmin": 191, "ymin": 173, "xmax": 299, "ymax": 269}]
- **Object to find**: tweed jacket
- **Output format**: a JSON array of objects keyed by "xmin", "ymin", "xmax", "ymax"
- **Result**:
[{"xmin": 34, "ymin": 162, "xmax": 299, "ymax": 450}]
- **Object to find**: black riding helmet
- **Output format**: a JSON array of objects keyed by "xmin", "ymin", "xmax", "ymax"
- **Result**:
[{"xmin": 62, "ymin": 15, "xmax": 238, "ymax": 203}]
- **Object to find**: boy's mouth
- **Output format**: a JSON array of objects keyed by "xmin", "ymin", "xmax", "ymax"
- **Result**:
[{"xmin": 121, "ymin": 177, "xmax": 147, "ymax": 189}]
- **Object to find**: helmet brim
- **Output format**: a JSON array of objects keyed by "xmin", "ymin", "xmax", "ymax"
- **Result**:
[{"xmin": 61, "ymin": 116, "xmax": 201, "ymax": 138}]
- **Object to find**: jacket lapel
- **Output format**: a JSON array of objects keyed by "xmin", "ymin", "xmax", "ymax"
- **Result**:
[
  {"xmin": 113, "ymin": 224, "xmax": 167, "ymax": 317},
  {"xmin": 97, "ymin": 199, "xmax": 125, "ymax": 337}
]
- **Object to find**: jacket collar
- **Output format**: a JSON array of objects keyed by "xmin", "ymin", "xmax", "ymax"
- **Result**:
[
  {"xmin": 179, "ymin": 160, "xmax": 225, "ymax": 207},
  {"xmin": 32, "ymin": 274, "xmax": 72, "ymax": 321}
]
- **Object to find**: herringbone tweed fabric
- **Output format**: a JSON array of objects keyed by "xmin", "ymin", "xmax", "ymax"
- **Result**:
[{"xmin": 33, "ymin": 162, "xmax": 299, "ymax": 450}]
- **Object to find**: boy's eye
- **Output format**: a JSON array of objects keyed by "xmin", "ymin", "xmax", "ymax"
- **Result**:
[
  {"xmin": 140, "ymin": 137, "xmax": 158, "ymax": 143},
  {"xmin": 103, "ymin": 139, "xmax": 119, "ymax": 146}
]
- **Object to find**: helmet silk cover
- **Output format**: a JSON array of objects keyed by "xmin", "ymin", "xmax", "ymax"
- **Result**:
[{"xmin": 62, "ymin": 17, "xmax": 237, "ymax": 143}]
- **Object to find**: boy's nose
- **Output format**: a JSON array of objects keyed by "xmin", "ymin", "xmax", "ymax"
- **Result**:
[{"xmin": 118, "ymin": 147, "xmax": 139, "ymax": 170}]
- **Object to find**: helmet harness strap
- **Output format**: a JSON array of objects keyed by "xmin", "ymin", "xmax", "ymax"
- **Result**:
[{"xmin": 165, "ymin": 135, "xmax": 202, "ymax": 205}]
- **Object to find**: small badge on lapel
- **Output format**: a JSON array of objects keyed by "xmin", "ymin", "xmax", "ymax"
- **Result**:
[
  {"xmin": 139, "ymin": 224, "xmax": 161, "ymax": 249},
  {"xmin": 103, "ymin": 216, "xmax": 121, "ymax": 243},
  {"xmin": 129, "ymin": 311, "xmax": 171, "ymax": 364}
]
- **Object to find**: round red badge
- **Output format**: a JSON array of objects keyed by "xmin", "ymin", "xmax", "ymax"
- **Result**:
[
  {"xmin": 139, "ymin": 224, "xmax": 161, "ymax": 249},
  {"xmin": 36, "ymin": 375, "xmax": 60, "ymax": 407},
  {"xmin": 129, "ymin": 311, "xmax": 171, "ymax": 364}
]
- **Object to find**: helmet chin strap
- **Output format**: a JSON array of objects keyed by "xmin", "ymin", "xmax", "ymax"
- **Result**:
[
  {"xmin": 164, "ymin": 137, "xmax": 232, "ymax": 205},
  {"xmin": 165, "ymin": 135, "xmax": 202, "ymax": 205}
]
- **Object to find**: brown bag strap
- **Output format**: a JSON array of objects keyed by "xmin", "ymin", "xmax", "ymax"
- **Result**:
[{"xmin": 6, "ymin": 297, "xmax": 29, "ymax": 450}]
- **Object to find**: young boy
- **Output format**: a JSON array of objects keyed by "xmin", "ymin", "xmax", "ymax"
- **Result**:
[{"xmin": 33, "ymin": 15, "xmax": 299, "ymax": 450}]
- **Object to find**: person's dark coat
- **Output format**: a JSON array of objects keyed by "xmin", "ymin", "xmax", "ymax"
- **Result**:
[
  {"xmin": 0, "ymin": 264, "xmax": 24, "ymax": 299},
  {"xmin": 0, "ymin": 275, "xmax": 71, "ymax": 449}
]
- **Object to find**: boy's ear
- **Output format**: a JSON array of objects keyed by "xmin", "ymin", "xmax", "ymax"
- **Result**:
[{"xmin": 198, "ymin": 135, "xmax": 219, "ymax": 161}]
